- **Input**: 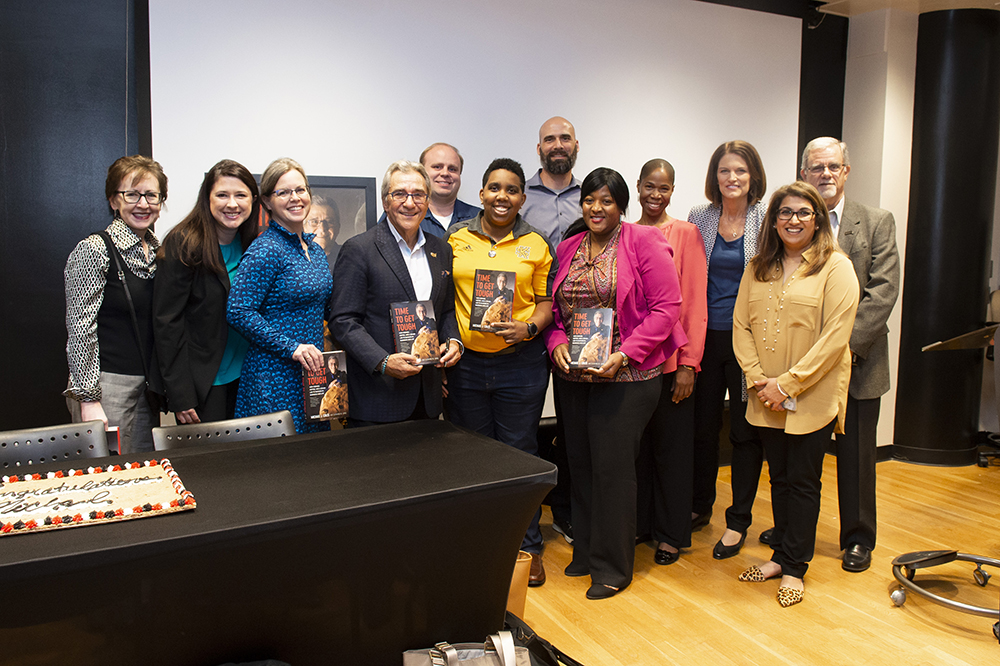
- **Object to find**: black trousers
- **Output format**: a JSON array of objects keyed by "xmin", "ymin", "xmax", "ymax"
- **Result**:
[
  {"xmin": 836, "ymin": 395, "xmax": 879, "ymax": 550},
  {"xmin": 637, "ymin": 371, "xmax": 694, "ymax": 549},
  {"xmin": 692, "ymin": 329, "xmax": 763, "ymax": 531},
  {"xmin": 760, "ymin": 419, "xmax": 836, "ymax": 579},
  {"xmin": 556, "ymin": 375, "xmax": 662, "ymax": 588}
]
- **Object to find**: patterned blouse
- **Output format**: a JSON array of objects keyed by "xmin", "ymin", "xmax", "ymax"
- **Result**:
[
  {"xmin": 63, "ymin": 218, "xmax": 159, "ymax": 402},
  {"xmin": 554, "ymin": 225, "xmax": 662, "ymax": 383}
]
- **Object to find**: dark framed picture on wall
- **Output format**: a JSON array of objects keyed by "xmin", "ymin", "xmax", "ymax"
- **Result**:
[{"xmin": 252, "ymin": 174, "xmax": 378, "ymax": 272}]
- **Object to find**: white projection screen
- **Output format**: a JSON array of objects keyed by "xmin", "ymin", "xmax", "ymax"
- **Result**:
[{"xmin": 149, "ymin": 0, "xmax": 802, "ymax": 232}]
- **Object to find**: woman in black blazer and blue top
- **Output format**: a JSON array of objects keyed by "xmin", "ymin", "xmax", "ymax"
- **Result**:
[{"xmin": 153, "ymin": 160, "xmax": 260, "ymax": 424}]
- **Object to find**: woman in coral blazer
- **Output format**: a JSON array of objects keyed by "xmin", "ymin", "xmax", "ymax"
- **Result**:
[{"xmin": 632, "ymin": 159, "xmax": 708, "ymax": 566}]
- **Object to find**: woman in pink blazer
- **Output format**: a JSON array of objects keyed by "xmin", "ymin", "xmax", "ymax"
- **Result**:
[{"xmin": 545, "ymin": 167, "xmax": 686, "ymax": 600}]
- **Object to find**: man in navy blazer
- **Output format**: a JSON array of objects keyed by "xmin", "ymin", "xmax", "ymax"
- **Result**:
[{"xmin": 331, "ymin": 160, "xmax": 462, "ymax": 426}]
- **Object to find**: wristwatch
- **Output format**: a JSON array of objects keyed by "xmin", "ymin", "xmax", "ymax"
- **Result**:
[
  {"xmin": 619, "ymin": 351, "xmax": 630, "ymax": 367},
  {"xmin": 526, "ymin": 321, "xmax": 538, "ymax": 339}
]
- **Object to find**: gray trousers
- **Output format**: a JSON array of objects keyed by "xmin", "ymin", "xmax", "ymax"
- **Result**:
[{"xmin": 67, "ymin": 372, "xmax": 157, "ymax": 454}]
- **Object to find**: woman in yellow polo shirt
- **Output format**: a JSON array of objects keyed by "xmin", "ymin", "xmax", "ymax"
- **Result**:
[
  {"xmin": 732, "ymin": 181, "xmax": 859, "ymax": 607},
  {"xmin": 445, "ymin": 157, "xmax": 556, "ymax": 585}
]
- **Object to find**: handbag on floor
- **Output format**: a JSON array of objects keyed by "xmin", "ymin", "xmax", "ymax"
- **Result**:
[
  {"xmin": 403, "ymin": 630, "xmax": 529, "ymax": 666},
  {"xmin": 504, "ymin": 612, "xmax": 586, "ymax": 666}
]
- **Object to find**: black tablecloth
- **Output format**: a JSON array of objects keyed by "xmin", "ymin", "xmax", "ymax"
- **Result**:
[{"xmin": 0, "ymin": 420, "xmax": 556, "ymax": 666}]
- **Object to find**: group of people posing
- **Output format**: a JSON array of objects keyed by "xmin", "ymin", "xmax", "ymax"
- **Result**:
[{"xmin": 63, "ymin": 116, "xmax": 899, "ymax": 609}]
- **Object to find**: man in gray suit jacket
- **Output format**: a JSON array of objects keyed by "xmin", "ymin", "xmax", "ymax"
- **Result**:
[
  {"xmin": 331, "ymin": 161, "xmax": 462, "ymax": 426},
  {"xmin": 800, "ymin": 137, "xmax": 900, "ymax": 572}
]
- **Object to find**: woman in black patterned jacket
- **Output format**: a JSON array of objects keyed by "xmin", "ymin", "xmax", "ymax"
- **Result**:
[{"xmin": 64, "ymin": 155, "xmax": 167, "ymax": 454}]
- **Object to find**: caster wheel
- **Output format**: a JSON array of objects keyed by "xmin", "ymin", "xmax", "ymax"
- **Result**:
[
  {"xmin": 890, "ymin": 588, "xmax": 907, "ymax": 606},
  {"xmin": 973, "ymin": 567, "xmax": 991, "ymax": 587},
  {"xmin": 979, "ymin": 454, "xmax": 988, "ymax": 468},
  {"xmin": 904, "ymin": 567, "xmax": 915, "ymax": 581},
  {"xmin": 993, "ymin": 621, "xmax": 999, "ymax": 641}
]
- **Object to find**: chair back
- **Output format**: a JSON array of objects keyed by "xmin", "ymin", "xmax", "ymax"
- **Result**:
[
  {"xmin": 152, "ymin": 410, "xmax": 295, "ymax": 451},
  {"xmin": 0, "ymin": 420, "xmax": 109, "ymax": 472}
]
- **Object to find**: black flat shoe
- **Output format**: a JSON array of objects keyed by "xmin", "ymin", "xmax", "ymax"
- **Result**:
[
  {"xmin": 759, "ymin": 528, "xmax": 777, "ymax": 547},
  {"xmin": 586, "ymin": 583, "xmax": 624, "ymax": 600},
  {"xmin": 691, "ymin": 511, "xmax": 712, "ymax": 530},
  {"xmin": 654, "ymin": 548, "xmax": 680, "ymax": 565},
  {"xmin": 713, "ymin": 532, "xmax": 747, "ymax": 560},
  {"xmin": 564, "ymin": 562, "xmax": 590, "ymax": 577}
]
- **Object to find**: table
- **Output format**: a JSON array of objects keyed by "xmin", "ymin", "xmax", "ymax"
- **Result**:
[{"xmin": 0, "ymin": 420, "xmax": 556, "ymax": 665}]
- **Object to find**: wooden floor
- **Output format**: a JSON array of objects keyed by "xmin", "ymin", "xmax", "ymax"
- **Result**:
[{"xmin": 523, "ymin": 456, "xmax": 1000, "ymax": 665}]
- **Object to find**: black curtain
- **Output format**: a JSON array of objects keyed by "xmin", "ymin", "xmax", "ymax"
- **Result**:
[{"xmin": 0, "ymin": 0, "xmax": 147, "ymax": 428}]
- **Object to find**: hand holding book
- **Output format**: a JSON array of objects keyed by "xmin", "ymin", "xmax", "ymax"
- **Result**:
[
  {"xmin": 384, "ymin": 352, "xmax": 423, "ymax": 379},
  {"xmin": 491, "ymin": 320, "xmax": 531, "ymax": 345}
]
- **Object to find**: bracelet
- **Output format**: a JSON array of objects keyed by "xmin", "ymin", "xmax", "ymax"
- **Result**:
[
  {"xmin": 776, "ymin": 382, "xmax": 788, "ymax": 397},
  {"xmin": 679, "ymin": 365, "xmax": 695, "ymax": 371},
  {"xmin": 380, "ymin": 355, "xmax": 389, "ymax": 375}
]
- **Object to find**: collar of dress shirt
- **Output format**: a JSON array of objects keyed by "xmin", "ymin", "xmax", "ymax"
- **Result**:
[{"xmin": 387, "ymin": 219, "xmax": 427, "ymax": 256}]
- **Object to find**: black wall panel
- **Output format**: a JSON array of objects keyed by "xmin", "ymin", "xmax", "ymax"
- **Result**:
[{"xmin": 0, "ymin": 1, "xmax": 140, "ymax": 427}]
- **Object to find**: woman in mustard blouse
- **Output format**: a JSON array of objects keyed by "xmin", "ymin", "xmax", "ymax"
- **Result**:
[{"xmin": 732, "ymin": 181, "xmax": 859, "ymax": 607}]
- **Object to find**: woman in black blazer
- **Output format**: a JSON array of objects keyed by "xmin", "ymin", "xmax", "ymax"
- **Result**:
[{"xmin": 153, "ymin": 160, "xmax": 260, "ymax": 423}]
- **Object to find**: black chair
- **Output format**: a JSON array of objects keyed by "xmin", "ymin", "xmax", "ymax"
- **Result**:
[
  {"xmin": 0, "ymin": 420, "xmax": 109, "ymax": 472},
  {"xmin": 152, "ymin": 410, "xmax": 295, "ymax": 451}
]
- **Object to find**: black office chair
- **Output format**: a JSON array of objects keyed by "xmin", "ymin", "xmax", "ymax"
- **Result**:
[
  {"xmin": 152, "ymin": 410, "xmax": 295, "ymax": 451},
  {"xmin": 0, "ymin": 420, "xmax": 109, "ymax": 472}
]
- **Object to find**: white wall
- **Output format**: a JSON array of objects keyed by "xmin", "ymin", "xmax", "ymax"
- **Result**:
[
  {"xmin": 842, "ymin": 8, "xmax": 918, "ymax": 448},
  {"xmin": 148, "ymin": 0, "xmax": 802, "ymax": 232}
]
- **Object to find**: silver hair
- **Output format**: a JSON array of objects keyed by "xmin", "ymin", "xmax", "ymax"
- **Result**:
[
  {"xmin": 381, "ymin": 160, "xmax": 431, "ymax": 200},
  {"xmin": 800, "ymin": 137, "xmax": 850, "ymax": 171}
]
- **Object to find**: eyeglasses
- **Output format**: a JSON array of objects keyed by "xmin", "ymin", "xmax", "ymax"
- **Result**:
[
  {"xmin": 388, "ymin": 190, "xmax": 428, "ymax": 204},
  {"xmin": 777, "ymin": 207, "xmax": 816, "ymax": 221},
  {"xmin": 271, "ymin": 187, "xmax": 309, "ymax": 200},
  {"xmin": 806, "ymin": 163, "xmax": 844, "ymax": 176},
  {"xmin": 118, "ymin": 191, "xmax": 163, "ymax": 205}
]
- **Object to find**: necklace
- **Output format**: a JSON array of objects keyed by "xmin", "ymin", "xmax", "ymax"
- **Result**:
[
  {"xmin": 762, "ymin": 268, "xmax": 796, "ymax": 352},
  {"xmin": 719, "ymin": 214, "xmax": 744, "ymax": 239}
]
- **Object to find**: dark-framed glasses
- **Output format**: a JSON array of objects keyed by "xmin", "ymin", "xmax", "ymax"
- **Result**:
[
  {"xmin": 777, "ymin": 207, "xmax": 816, "ymax": 221},
  {"xmin": 807, "ymin": 163, "xmax": 843, "ymax": 176},
  {"xmin": 388, "ymin": 190, "xmax": 428, "ymax": 204},
  {"xmin": 271, "ymin": 187, "xmax": 309, "ymax": 200},
  {"xmin": 118, "ymin": 190, "xmax": 163, "ymax": 205}
]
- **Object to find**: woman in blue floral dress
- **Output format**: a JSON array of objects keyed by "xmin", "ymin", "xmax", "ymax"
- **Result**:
[{"xmin": 227, "ymin": 158, "xmax": 333, "ymax": 433}]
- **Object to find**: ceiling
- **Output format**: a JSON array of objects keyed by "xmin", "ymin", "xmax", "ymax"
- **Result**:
[{"xmin": 819, "ymin": 0, "xmax": 1000, "ymax": 17}]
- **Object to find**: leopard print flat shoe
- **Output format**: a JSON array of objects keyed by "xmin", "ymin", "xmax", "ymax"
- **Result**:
[
  {"xmin": 738, "ymin": 565, "xmax": 767, "ymax": 582},
  {"xmin": 777, "ymin": 585, "xmax": 804, "ymax": 607}
]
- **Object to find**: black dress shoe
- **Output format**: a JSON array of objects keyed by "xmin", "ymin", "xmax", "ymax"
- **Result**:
[
  {"xmin": 691, "ymin": 511, "xmax": 712, "ymax": 530},
  {"xmin": 842, "ymin": 544, "xmax": 872, "ymax": 572},
  {"xmin": 712, "ymin": 532, "xmax": 747, "ymax": 560},
  {"xmin": 759, "ymin": 528, "xmax": 777, "ymax": 546},
  {"xmin": 654, "ymin": 548, "xmax": 680, "ymax": 565},
  {"xmin": 586, "ymin": 583, "xmax": 625, "ymax": 600}
]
